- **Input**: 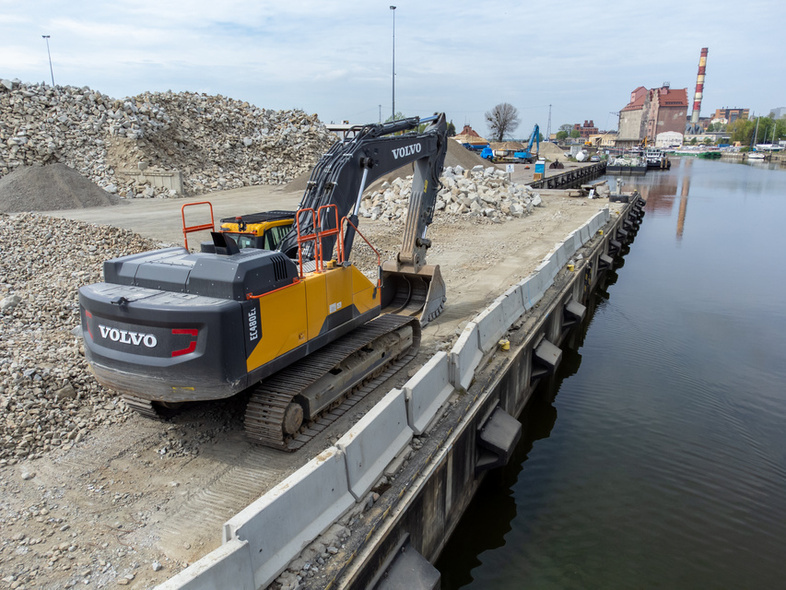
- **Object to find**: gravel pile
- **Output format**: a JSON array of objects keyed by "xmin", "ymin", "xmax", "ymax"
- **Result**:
[
  {"xmin": 0, "ymin": 213, "xmax": 164, "ymax": 466},
  {"xmin": 0, "ymin": 163, "xmax": 118, "ymax": 213},
  {"xmin": 0, "ymin": 78, "xmax": 334, "ymax": 200},
  {"xmin": 360, "ymin": 165, "xmax": 542, "ymax": 223}
]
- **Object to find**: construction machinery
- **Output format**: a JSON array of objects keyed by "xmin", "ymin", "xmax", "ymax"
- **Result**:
[
  {"xmin": 79, "ymin": 113, "xmax": 448, "ymax": 450},
  {"xmin": 513, "ymin": 124, "xmax": 540, "ymax": 163},
  {"xmin": 217, "ymin": 210, "xmax": 295, "ymax": 250}
]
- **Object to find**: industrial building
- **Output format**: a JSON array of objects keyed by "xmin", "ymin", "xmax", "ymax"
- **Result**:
[{"xmin": 617, "ymin": 84, "xmax": 688, "ymax": 147}]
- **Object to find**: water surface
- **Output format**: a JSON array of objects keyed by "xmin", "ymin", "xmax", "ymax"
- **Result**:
[{"xmin": 437, "ymin": 158, "xmax": 786, "ymax": 589}]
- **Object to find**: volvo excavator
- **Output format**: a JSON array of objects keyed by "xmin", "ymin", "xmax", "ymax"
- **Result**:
[{"xmin": 78, "ymin": 113, "xmax": 448, "ymax": 450}]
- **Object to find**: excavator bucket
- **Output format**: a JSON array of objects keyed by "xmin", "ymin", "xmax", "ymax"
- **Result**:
[{"xmin": 380, "ymin": 261, "xmax": 447, "ymax": 326}]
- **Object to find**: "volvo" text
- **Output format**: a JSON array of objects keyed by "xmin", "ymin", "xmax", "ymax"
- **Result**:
[
  {"xmin": 391, "ymin": 143, "xmax": 422, "ymax": 159},
  {"xmin": 98, "ymin": 325, "xmax": 158, "ymax": 348}
]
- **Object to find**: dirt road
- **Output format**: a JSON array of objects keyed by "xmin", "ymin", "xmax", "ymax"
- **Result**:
[{"xmin": 0, "ymin": 184, "xmax": 619, "ymax": 589}]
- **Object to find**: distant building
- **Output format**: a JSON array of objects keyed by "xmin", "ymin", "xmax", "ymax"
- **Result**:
[
  {"xmin": 618, "ymin": 84, "xmax": 688, "ymax": 146},
  {"xmin": 453, "ymin": 125, "xmax": 488, "ymax": 146},
  {"xmin": 573, "ymin": 120, "xmax": 598, "ymax": 138},
  {"xmin": 770, "ymin": 107, "xmax": 786, "ymax": 119},
  {"xmin": 713, "ymin": 107, "xmax": 749, "ymax": 123},
  {"xmin": 655, "ymin": 131, "xmax": 683, "ymax": 148}
]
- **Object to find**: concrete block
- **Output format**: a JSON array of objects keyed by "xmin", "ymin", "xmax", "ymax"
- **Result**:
[
  {"xmin": 498, "ymin": 283, "xmax": 525, "ymax": 323},
  {"xmin": 155, "ymin": 539, "xmax": 255, "ymax": 590},
  {"xmin": 535, "ymin": 255, "xmax": 558, "ymax": 282},
  {"xmin": 566, "ymin": 230, "xmax": 583, "ymax": 253},
  {"xmin": 520, "ymin": 273, "xmax": 545, "ymax": 310},
  {"xmin": 551, "ymin": 241, "xmax": 572, "ymax": 268},
  {"xmin": 448, "ymin": 321, "xmax": 482, "ymax": 391},
  {"xmin": 404, "ymin": 352, "xmax": 454, "ymax": 435},
  {"xmin": 578, "ymin": 223, "xmax": 592, "ymax": 244},
  {"xmin": 336, "ymin": 388, "xmax": 413, "ymax": 500},
  {"xmin": 223, "ymin": 447, "xmax": 354, "ymax": 589},
  {"xmin": 475, "ymin": 298, "xmax": 508, "ymax": 353}
]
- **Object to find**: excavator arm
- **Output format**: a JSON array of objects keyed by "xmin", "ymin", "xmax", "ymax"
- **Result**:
[{"xmin": 278, "ymin": 114, "xmax": 447, "ymax": 265}]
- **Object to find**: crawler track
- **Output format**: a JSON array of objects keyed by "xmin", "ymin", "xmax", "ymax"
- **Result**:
[{"xmin": 244, "ymin": 314, "xmax": 420, "ymax": 451}]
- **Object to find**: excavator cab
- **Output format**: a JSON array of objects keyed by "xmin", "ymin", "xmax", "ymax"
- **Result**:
[{"xmin": 218, "ymin": 211, "xmax": 295, "ymax": 251}]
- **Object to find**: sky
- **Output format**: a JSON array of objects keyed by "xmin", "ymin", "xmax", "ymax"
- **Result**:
[{"xmin": 1, "ymin": 0, "xmax": 784, "ymax": 138}]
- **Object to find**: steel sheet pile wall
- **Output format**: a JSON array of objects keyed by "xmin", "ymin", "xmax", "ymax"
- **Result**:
[{"xmin": 155, "ymin": 206, "xmax": 613, "ymax": 590}]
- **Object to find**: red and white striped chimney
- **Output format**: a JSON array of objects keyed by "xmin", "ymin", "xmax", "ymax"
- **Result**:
[{"xmin": 690, "ymin": 48, "xmax": 708, "ymax": 125}]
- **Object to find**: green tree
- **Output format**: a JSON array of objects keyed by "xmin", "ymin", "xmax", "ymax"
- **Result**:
[
  {"xmin": 447, "ymin": 120, "xmax": 456, "ymax": 137},
  {"xmin": 570, "ymin": 129, "xmax": 581, "ymax": 139},
  {"xmin": 556, "ymin": 130, "xmax": 568, "ymax": 141},
  {"xmin": 384, "ymin": 112, "xmax": 407, "ymax": 123},
  {"xmin": 485, "ymin": 103, "xmax": 520, "ymax": 141}
]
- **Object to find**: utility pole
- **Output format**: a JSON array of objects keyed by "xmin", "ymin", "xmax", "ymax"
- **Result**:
[
  {"xmin": 379, "ymin": 105, "xmax": 382, "ymax": 123},
  {"xmin": 390, "ymin": 6, "xmax": 396, "ymax": 121},
  {"xmin": 42, "ymin": 35, "xmax": 55, "ymax": 87},
  {"xmin": 546, "ymin": 104, "xmax": 552, "ymax": 142}
]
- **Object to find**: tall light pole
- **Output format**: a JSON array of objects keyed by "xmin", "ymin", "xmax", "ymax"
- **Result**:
[
  {"xmin": 42, "ymin": 35, "xmax": 55, "ymax": 87},
  {"xmin": 390, "ymin": 6, "xmax": 396, "ymax": 121}
]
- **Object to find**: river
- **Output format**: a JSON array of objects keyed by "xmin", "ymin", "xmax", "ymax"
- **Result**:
[{"xmin": 436, "ymin": 157, "xmax": 786, "ymax": 589}]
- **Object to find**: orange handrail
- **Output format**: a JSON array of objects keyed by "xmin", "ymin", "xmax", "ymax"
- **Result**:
[
  {"xmin": 294, "ymin": 205, "xmax": 342, "ymax": 276},
  {"xmin": 181, "ymin": 201, "xmax": 215, "ymax": 250},
  {"xmin": 340, "ymin": 216, "xmax": 382, "ymax": 288}
]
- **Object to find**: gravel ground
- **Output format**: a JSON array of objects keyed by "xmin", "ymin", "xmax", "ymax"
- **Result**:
[{"xmin": 0, "ymin": 214, "xmax": 166, "ymax": 466}]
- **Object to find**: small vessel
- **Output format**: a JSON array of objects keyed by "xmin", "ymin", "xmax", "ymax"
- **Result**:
[{"xmin": 645, "ymin": 148, "xmax": 671, "ymax": 169}]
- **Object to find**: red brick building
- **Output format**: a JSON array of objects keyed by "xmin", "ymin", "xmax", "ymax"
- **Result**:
[{"xmin": 573, "ymin": 120, "xmax": 598, "ymax": 138}]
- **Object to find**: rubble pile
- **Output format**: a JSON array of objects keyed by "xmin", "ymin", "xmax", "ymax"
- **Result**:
[
  {"xmin": 0, "ymin": 78, "xmax": 334, "ymax": 199},
  {"xmin": 0, "ymin": 213, "xmax": 163, "ymax": 465},
  {"xmin": 360, "ymin": 165, "xmax": 542, "ymax": 223}
]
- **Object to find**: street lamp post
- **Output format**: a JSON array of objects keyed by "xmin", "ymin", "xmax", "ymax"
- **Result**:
[
  {"xmin": 42, "ymin": 35, "xmax": 55, "ymax": 87},
  {"xmin": 390, "ymin": 6, "xmax": 396, "ymax": 121}
]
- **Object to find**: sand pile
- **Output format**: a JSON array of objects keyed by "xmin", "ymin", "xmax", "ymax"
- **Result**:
[
  {"xmin": 537, "ymin": 141, "xmax": 568, "ymax": 161},
  {"xmin": 0, "ymin": 164, "xmax": 118, "ymax": 213}
]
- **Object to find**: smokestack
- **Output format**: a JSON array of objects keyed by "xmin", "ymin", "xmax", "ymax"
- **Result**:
[{"xmin": 691, "ymin": 48, "xmax": 708, "ymax": 125}]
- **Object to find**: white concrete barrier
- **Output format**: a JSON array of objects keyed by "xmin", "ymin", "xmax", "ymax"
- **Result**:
[
  {"xmin": 498, "ymin": 283, "xmax": 525, "ymax": 323},
  {"xmin": 155, "ymin": 539, "xmax": 255, "ymax": 590},
  {"xmin": 520, "ymin": 273, "xmax": 545, "ymax": 310},
  {"xmin": 404, "ymin": 352, "xmax": 454, "ymax": 435},
  {"xmin": 448, "ymin": 321, "xmax": 482, "ymax": 391},
  {"xmin": 534, "ymin": 256, "xmax": 558, "ymax": 282},
  {"xmin": 551, "ymin": 241, "xmax": 570, "ymax": 268},
  {"xmin": 566, "ymin": 230, "xmax": 583, "ymax": 252},
  {"xmin": 223, "ymin": 448, "xmax": 355, "ymax": 589},
  {"xmin": 579, "ymin": 223, "xmax": 592, "ymax": 244},
  {"xmin": 475, "ymin": 298, "xmax": 508, "ymax": 353},
  {"xmin": 336, "ymin": 388, "xmax": 413, "ymax": 500}
]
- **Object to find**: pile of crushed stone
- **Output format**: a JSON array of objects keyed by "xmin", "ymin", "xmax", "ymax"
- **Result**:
[
  {"xmin": 0, "ymin": 213, "xmax": 163, "ymax": 465},
  {"xmin": 0, "ymin": 164, "xmax": 118, "ymax": 213}
]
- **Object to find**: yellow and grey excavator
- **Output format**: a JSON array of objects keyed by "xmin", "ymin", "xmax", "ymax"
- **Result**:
[{"xmin": 79, "ymin": 113, "xmax": 448, "ymax": 450}]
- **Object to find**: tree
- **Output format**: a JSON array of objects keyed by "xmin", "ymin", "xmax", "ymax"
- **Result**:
[
  {"xmin": 485, "ymin": 103, "xmax": 520, "ymax": 141},
  {"xmin": 384, "ymin": 112, "xmax": 407, "ymax": 123},
  {"xmin": 569, "ymin": 129, "xmax": 581, "ymax": 139},
  {"xmin": 558, "ymin": 123, "xmax": 573, "ymax": 134},
  {"xmin": 447, "ymin": 120, "xmax": 456, "ymax": 137},
  {"xmin": 556, "ymin": 130, "xmax": 568, "ymax": 141}
]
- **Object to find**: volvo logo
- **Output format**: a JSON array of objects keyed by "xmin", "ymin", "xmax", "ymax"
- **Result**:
[
  {"xmin": 98, "ymin": 324, "xmax": 157, "ymax": 348},
  {"xmin": 391, "ymin": 143, "xmax": 422, "ymax": 159}
]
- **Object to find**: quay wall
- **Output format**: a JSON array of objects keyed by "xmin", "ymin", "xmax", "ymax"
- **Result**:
[
  {"xmin": 155, "ymin": 196, "xmax": 645, "ymax": 590},
  {"xmin": 529, "ymin": 162, "xmax": 606, "ymax": 189}
]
